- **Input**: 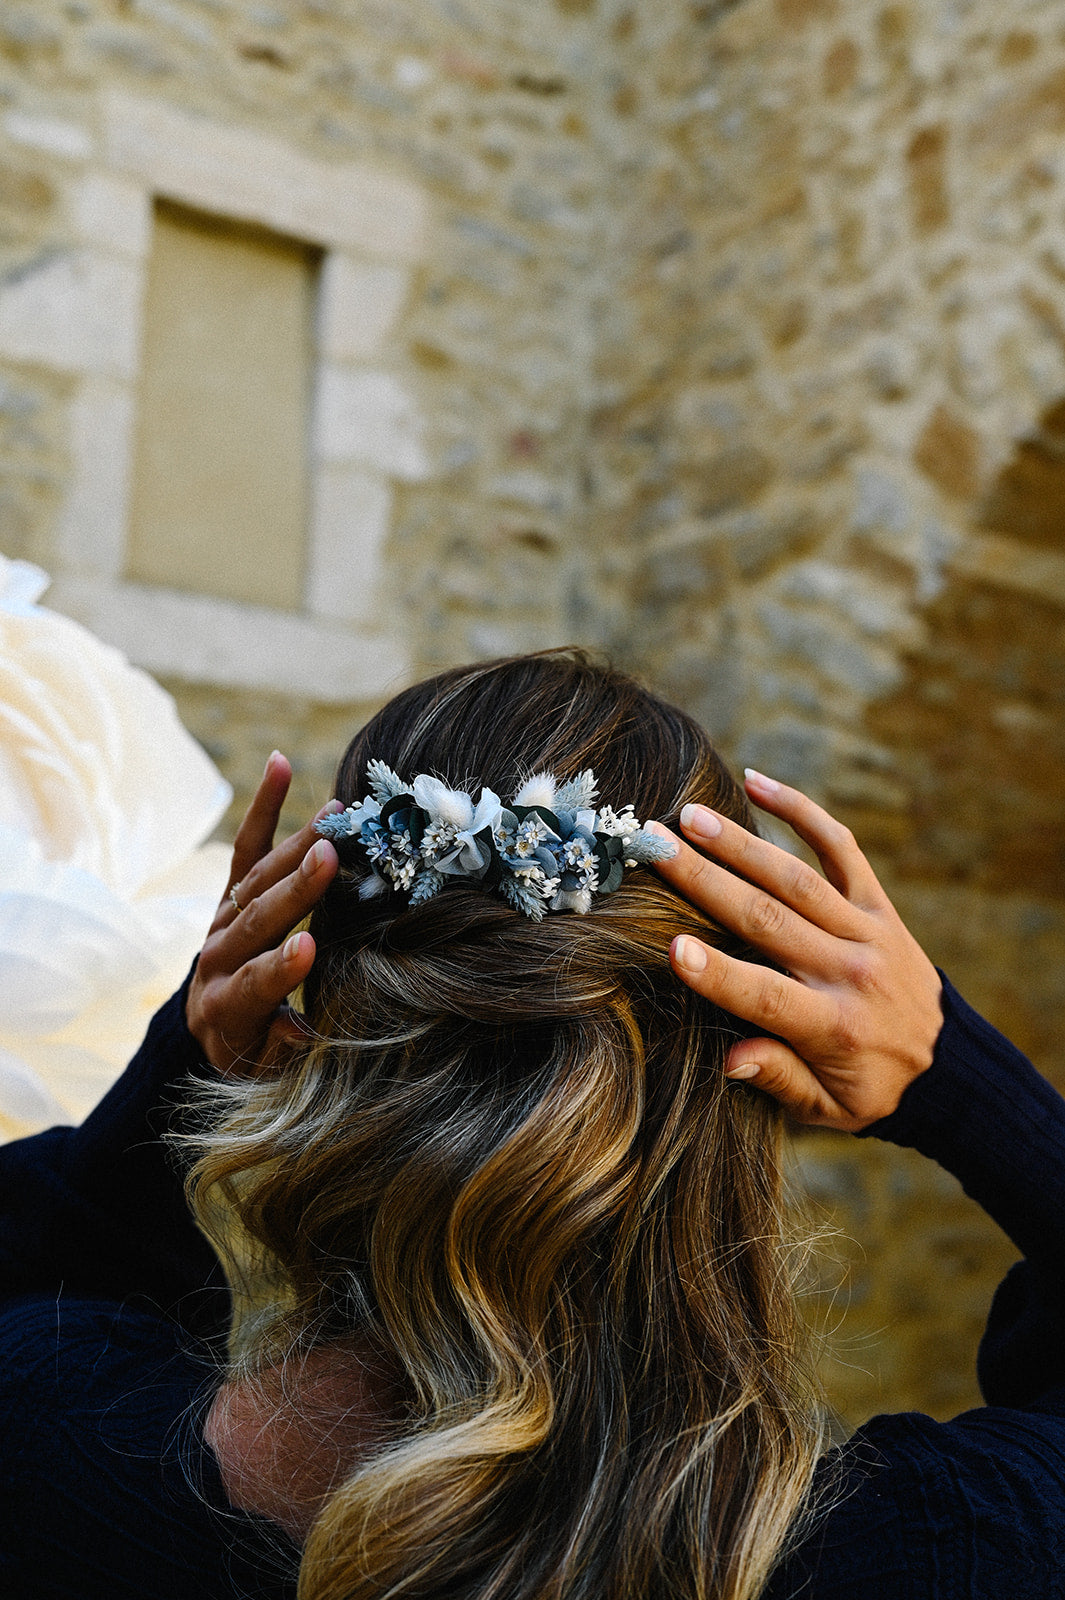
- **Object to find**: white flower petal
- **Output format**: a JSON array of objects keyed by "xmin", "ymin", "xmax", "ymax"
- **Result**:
[
  {"xmin": 469, "ymin": 787, "xmax": 503, "ymax": 835},
  {"xmin": 411, "ymin": 774, "xmax": 475, "ymax": 829}
]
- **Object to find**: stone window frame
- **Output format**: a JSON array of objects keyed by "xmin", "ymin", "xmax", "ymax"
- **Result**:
[{"xmin": 0, "ymin": 92, "xmax": 429, "ymax": 700}]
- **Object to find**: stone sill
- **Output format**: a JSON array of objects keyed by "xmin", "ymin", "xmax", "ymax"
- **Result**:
[{"xmin": 48, "ymin": 576, "xmax": 409, "ymax": 703}]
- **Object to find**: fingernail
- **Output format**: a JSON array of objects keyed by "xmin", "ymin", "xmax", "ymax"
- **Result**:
[
  {"xmin": 679, "ymin": 802, "xmax": 722, "ymax": 839},
  {"xmin": 314, "ymin": 799, "xmax": 343, "ymax": 821},
  {"xmin": 264, "ymin": 749, "xmax": 282, "ymax": 777},
  {"xmin": 673, "ymin": 935, "xmax": 708, "ymax": 974},
  {"xmin": 743, "ymin": 769, "xmax": 779, "ymax": 794},
  {"xmin": 282, "ymin": 933, "xmax": 303, "ymax": 962},
  {"xmin": 302, "ymin": 840, "xmax": 328, "ymax": 875},
  {"xmin": 726, "ymin": 1062, "xmax": 760, "ymax": 1080}
]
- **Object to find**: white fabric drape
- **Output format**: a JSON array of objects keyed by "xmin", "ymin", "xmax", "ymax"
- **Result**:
[{"xmin": 0, "ymin": 556, "xmax": 231, "ymax": 1136}]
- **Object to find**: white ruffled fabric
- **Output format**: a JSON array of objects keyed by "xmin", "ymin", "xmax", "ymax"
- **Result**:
[{"xmin": 0, "ymin": 556, "xmax": 231, "ymax": 1137}]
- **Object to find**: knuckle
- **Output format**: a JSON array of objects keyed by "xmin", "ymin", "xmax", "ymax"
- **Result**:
[
  {"xmin": 830, "ymin": 1008, "xmax": 863, "ymax": 1058},
  {"xmin": 826, "ymin": 818, "xmax": 856, "ymax": 852},
  {"xmin": 756, "ymin": 975, "xmax": 791, "ymax": 1028},
  {"xmin": 746, "ymin": 893, "xmax": 789, "ymax": 940},
  {"xmin": 240, "ymin": 895, "xmax": 266, "ymax": 939},
  {"xmin": 786, "ymin": 858, "xmax": 825, "ymax": 907},
  {"xmin": 238, "ymin": 961, "xmax": 264, "ymax": 1005},
  {"xmin": 843, "ymin": 949, "xmax": 879, "ymax": 995}
]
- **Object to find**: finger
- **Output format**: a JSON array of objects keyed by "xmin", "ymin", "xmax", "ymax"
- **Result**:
[
  {"xmin": 228, "ymin": 752, "xmax": 292, "ymax": 891},
  {"xmin": 200, "ymin": 932, "xmax": 319, "ymax": 1075},
  {"xmin": 227, "ymin": 800, "xmax": 342, "ymax": 922},
  {"xmin": 241, "ymin": 929, "xmax": 317, "ymax": 1016},
  {"xmin": 653, "ymin": 830, "xmax": 842, "ymax": 976},
  {"xmin": 670, "ymin": 933, "xmax": 836, "ymax": 1049},
  {"xmin": 675, "ymin": 802, "xmax": 865, "ymax": 939},
  {"xmin": 721, "ymin": 1036, "xmax": 843, "ymax": 1126},
  {"xmin": 742, "ymin": 770, "xmax": 885, "ymax": 909},
  {"xmin": 223, "ymin": 838, "xmax": 338, "ymax": 966}
]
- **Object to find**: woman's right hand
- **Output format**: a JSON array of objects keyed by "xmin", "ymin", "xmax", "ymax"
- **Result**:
[
  {"xmin": 651, "ymin": 771, "xmax": 944, "ymax": 1131},
  {"xmin": 186, "ymin": 752, "xmax": 339, "ymax": 1076}
]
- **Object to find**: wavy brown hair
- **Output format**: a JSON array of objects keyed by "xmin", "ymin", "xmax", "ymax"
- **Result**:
[{"xmin": 192, "ymin": 650, "xmax": 826, "ymax": 1600}]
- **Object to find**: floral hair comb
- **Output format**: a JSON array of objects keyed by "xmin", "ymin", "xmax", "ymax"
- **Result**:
[{"xmin": 315, "ymin": 761, "xmax": 675, "ymax": 920}]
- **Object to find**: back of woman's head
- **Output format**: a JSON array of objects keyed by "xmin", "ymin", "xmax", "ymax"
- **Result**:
[{"xmin": 194, "ymin": 650, "xmax": 824, "ymax": 1600}]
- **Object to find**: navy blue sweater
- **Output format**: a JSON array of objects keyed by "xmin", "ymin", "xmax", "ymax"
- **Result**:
[{"xmin": 0, "ymin": 975, "xmax": 1062, "ymax": 1597}]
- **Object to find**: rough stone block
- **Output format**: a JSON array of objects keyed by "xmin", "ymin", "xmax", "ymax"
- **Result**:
[
  {"xmin": 312, "ymin": 366, "xmax": 429, "ymax": 480},
  {"xmin": 104, "ymin": 91, "xmax": 428, "ymax": 261},
  {"xmin": 823, "ymin": 36, "xmax": 859, "ymax": 96},
  {"xmin": 914, "ymin": 403, "xmax": 981, "ymax": 501},
  {"xmin": 55, "ymin": 376, "xmax": 135, "ymax": 579},
  {"xmin": 0, "ymin": 249, "xmax": 142, "ymax": 379},
  {"xmin": 488, "ymin": 471, "xmax": 566, "ymax": 512},
  {"xmin": 780, "ymin": 560, "xmax": 917, "ymax": 642},
  {"xmin": 851, "ymin": 465, "xmax": 913, "ymax": 536},
  {"xmin": 950, "ymin": 532, "xmax": 1065, "ymax": 610},
  {"xmin": 758, "ymin": 601, "xmax": 902, "ymax": 697},
  {"xmin": 306, "ymin": 467, "xmax": 392, "ymax": 623},
  {"xmin": 317, "ymin": 255, "xmax": 410, "ymax": 361},
  {"xmin": 906, "ymin": 125, "xmax": 949, "ymax": 234},
  {"xmin": 696, "ymin": 445, "xmax": 774, "ymax": 516},
  {"xmin": 3, "ymin": 111, "xmax": 93, "ymax": 161},
  {"xmin": 69, "ymin": 173, "xmax": 151, "ymax": 259},
  {"xmin": 736, "ymin": 717, "xmax": 835, "ymax": 792}
]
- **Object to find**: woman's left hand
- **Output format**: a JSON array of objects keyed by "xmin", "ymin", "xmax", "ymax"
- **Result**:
[
  {"xmin": 186, "ymin": 752, "xmax": 339, "ymax": 1076},
  {"xmin": 650, "ymin": 771, "xmax": 943, "ymax": 1130}
]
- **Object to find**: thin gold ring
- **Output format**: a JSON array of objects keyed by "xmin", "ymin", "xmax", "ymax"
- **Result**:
[{"xmin": 229, "ymin": 884, "xmax": 244, "ymax": 913}]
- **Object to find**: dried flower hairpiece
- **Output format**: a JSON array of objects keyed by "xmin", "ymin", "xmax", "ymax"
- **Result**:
[{"xmin": 315, "ymin": 761, "xmax": 675, "ymax": 920}]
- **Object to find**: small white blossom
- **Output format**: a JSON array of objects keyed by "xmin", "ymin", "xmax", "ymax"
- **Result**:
[
  {"xmin": 563, "ymin": 838, "xmax": 596, "ymax": 873},
  {"xmin": 515, "ymin": 817, "xmax": 550, "ymax": 857},
  {"xmin": 392, "ymin": 856, "xmax": 417, "ymax": 891},
  {"xmin": 596, "ymin": 804, "xmax": 638, "ymax": 842},
  {"xmin": 421, "ymin": 819, "xmax": 458, "ymax": 858}
]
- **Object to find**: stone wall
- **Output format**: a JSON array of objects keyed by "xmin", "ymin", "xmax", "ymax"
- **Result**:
[{"xmin": 3, "ymin": 0, "xmax": 1065, "ymax": 1429}]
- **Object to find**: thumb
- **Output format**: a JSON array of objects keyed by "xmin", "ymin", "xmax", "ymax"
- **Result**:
[{"xmin": 724, "ymin": 1037, "xmax": 841, "ymax": 1127}]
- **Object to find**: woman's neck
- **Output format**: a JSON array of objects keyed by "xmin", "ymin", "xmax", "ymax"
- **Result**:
[{"xmin": 204, "ymin": 1342, "xmax": 398, "ymax": 1543}]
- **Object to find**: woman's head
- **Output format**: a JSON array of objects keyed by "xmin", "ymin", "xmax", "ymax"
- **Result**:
[{"xmin": 194, "ymin": 651, "xmax": 824, "ymax": 1600}]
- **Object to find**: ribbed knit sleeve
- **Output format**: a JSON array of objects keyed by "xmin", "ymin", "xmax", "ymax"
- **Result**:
[
  {"xmin": 0, "ymin": 973, "xmax": 228, "ymax": 1338},
  {"xmin": 862, "ymin": 973, "xmax": 1065, "ymax": 1406},
  {"xmin": 767, "ymin": 975, "xmax": 1065, "ymax": 1599}
]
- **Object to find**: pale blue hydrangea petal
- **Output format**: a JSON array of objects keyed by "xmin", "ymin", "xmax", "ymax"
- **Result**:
[{"xmin": 468, "ymin": 786, "xmax": 503, "ymax": 835}]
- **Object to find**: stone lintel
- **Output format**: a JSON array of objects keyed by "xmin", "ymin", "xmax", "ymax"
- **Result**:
[{"xmin": 103, "ymin": 91, "xmax": 428, "ymax": 263}]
